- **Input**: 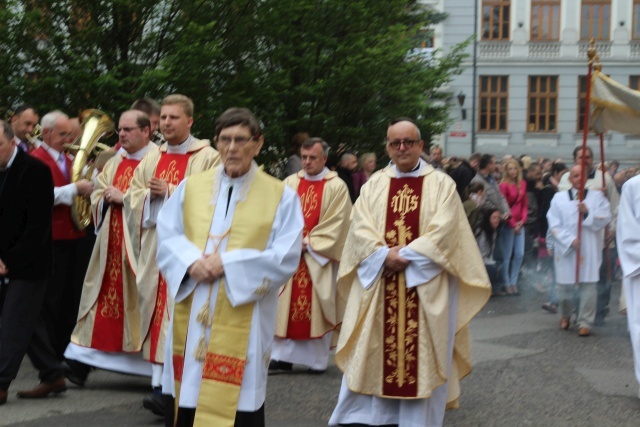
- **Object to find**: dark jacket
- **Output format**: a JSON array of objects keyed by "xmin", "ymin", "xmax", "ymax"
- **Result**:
[
  {"xmin": 336, "ymin": 166, "xmax": 356, "ymax": 203},
  {"xmin": 0, "ymin": 149, "xmax": 54, "ymax": 280},
  {"xmin": 449, "ymin": 160, "xmax": 476, "ymax": 200}
]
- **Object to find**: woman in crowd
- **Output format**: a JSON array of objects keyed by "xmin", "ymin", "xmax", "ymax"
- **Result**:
[
  {"xmin": 352, "ymin": 152, "xmax": 376, "ymax": 198},
  {"xmin": 499, "ymin": 158, "xmax": 528, "ymax": 295},
  {"xmin": 475, "ymin": 208, "xmax": 503, "ymax": 296}
]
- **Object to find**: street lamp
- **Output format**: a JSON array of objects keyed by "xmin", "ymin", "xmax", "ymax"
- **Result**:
[{"xmin": 457, "ymin": 91, "xmax": 467, "ymax": 120}]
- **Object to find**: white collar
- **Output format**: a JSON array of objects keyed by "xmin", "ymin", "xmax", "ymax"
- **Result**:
[
  {"xmin": 3, "ymin": 146, "xmax": 18, "ymax": 170},
  {"xmin": 42, "ymin": 141, "xmax": 64, "ymax": 161},
  {"xmin": 304, "ymin": 167, "xmax": 329, "ymax": 181},
  {"xmin": 166, "ymin": 135, "xmax": 192, "ymax": 154},
  {"xmin": 126, "ymin": 141, "xmax": 155, "ymax": 160},
  {"xmin": 393, "ymin": 158, "xmax": 425, "ymax": 178}
]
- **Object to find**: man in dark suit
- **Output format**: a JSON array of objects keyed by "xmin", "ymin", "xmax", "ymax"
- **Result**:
[{"xmin": 0, "ymin": 120, "xmax": 66, "ymax": 405}]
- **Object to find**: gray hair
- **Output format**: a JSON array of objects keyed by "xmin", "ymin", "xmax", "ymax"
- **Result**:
[
  {"xmin": 41, "ymin": 110, "xmax": 69, "ymax": 130},
  {"xmin": 387, "ymin": 117, "xmax": 421, "ymax": 141},
  {"xmin": 301, "ymin": 137, "xmax": 330, "ymax": 157}
]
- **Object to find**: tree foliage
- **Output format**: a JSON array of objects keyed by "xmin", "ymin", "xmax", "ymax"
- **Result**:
[{"xmin": 1, "ymin": 0, "xmax": 468, "ymax": 174}]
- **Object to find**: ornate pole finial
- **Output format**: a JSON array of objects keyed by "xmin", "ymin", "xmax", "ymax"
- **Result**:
[{"xmin": 594, "ymin": 54, "xmax": 602, "ymax": 72}]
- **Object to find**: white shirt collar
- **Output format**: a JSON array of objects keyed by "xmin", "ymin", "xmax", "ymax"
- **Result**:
[
  {"xmin": 392, "ymin": 158, "xmax": 425, "ymax": 178},
  {"xmin": 3, "ymin": 146, "xmax": 18, "ymax": 169},
  {"xmin": 41, "ymin": 141, "xmax": 64, "ymax": 162},
  {"xmin": 166, "ymin": 135, "xmax": 192, "ymax": 154},
  {"xmin": 126, "ymin": 141, "xmax": 155, "ymax": 161},
  {"xmin": 304, "ymin": 167, "xmax": 328, "ymax": 181}
]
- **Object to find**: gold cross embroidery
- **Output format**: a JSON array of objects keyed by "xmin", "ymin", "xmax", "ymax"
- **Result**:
[{"xmin": 254, "ymin": 277, "xmax": 271, "ymax": 297}]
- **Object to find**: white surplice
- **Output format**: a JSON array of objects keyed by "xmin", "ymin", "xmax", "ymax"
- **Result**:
[
  {"xmin": 547, "ymin": 188, "xmax": 611, "ymax": 285},
  {"xmin": 617, "ymin": 175, "xmax": 640, "ymax": 392},
  {"xmin": 156, "ymin": 163, "xmax": 303, "ymax": 411}
]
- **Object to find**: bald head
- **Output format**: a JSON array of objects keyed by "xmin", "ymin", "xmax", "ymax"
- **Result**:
[{"xmin": 568, "ymin": 165, "xmax": 583, "ymax": 189}]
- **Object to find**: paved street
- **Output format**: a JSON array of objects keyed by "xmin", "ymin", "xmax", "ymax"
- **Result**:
[{"xmin": 2, "ymin": 277, "xmax": 639, "ymax": 426}]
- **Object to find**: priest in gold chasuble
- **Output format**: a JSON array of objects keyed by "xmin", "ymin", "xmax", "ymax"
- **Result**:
[
  {"xmin": 123, "ymin": 95, "xmax": 219, "ymax": 414},
  {"xmin": 156, "ymin": 108, "xmax": 303, "ymax": 427},
  {"xmin": 329, "ymin": 119, "xmax": 491, "ymax": 427},
  {"xmin": 65, "ymin": 110, "xmax": 157, "ymax": 377},
  {"xmin": 272, "ymin": 137, "xmax": 351, "ymax": 373}
]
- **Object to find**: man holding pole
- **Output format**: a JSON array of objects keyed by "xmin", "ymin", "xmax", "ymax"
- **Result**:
[{"xmin": 548, "ymin": 165, "xmax": 610, "ymax": 336}]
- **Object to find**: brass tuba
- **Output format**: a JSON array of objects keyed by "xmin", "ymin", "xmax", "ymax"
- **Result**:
[{"xmin": 69, "ymin": 109, "xmax": 115, "ymax": 230}]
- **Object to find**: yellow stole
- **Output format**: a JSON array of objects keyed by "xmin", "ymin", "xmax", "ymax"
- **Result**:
[{"xmin": 172, "ymin": 167, "xmax": 283, "ymax": 427}]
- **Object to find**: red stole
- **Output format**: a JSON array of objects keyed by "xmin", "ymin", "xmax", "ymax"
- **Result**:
[
  {"xmin": 31, "ymin": 146, "xmax": 85, "ymax": 240},
  {"xmin": 147, "ymin": 152, "xmax": 192, "ymax": 362},
  {"xmin": 382, "ymin": 177, "xmax": 423, "ymax": 397},
  {"xmin": 286, "ymin": 178, "xmax": 326, "ymax": 340},
  {"xmin": 91, "ymin": 158, "xmax": 140, "ymax": 351}
]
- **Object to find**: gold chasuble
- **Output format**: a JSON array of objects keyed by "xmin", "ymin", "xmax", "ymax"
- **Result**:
[
  {"xmin": 335, "ymin": 165, "xmax": 490, "ymax": 408},
  {"xmin": 172, "ymin": 168, "xmax": 283, "ymax": 427},
  {"xmin": 72, "ymin": 155, "xmax": 142, "ymax": 352},
  {"xmin": 124, "ymin": 139, "xmax": 219, "ymax": 364},
  {"xmin": 275, "ymin": 171, "xmax": 351, "ymax": 340}
]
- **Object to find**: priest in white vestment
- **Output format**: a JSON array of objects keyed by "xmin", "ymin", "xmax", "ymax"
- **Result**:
[
  {"xmin": 271, "ymin": 137, "xmax": 351, "ymax": 373},
  {"xmin": 329, "ymin": 119, "xmax": 491, "ymax": 427},
  {"xmin": 617, "ymin": 174, "xmax": 640, "ymax": 396},
  {"xmin": 156, "ymin": 108, "xmax": 303, "ymax": 427},
  {"xmin": 547, "ymin": 165, "xmax": 610, "ymax": 337}
]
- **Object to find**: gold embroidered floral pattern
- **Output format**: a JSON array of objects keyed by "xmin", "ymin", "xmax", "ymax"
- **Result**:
[{"xmin": 382, "ymin": 178, "xmax": 423, "ymax": 397}]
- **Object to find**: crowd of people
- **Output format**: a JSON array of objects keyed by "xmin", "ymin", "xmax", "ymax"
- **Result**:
[{"xmin": 1, "ymin": 95, "xmax": 639, "ymax": 427}]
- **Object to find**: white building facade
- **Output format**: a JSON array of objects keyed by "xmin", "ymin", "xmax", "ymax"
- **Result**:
[{"xmin": 435, "ymin": 0, "xmax": 640, "ymax": 163}]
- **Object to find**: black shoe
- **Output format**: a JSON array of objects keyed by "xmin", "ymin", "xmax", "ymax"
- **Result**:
[
  {"xmin": 61, "ymin": 360, "xmax": 90, "ymax": 387},
  {"xmin": 306, "ymin": 368, "xmax": 326, "ymax": 375},
  {"xmin": 268, "ymin": 360, "xmax": 292, "ymax": 373},
  {"xmin": 142, "ymin": 392, "xmax": 165, "ymax": 417}
]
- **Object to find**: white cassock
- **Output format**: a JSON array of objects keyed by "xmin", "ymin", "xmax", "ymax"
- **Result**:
[
  {"xmin": 329, "ymin": 161, "xmax": 456, "ymax": 427},
  {"xmin": 156, "ymin": 164, "xmax": 303, "ymax": 411},
  {"xmin": 546, "ymin": 188, "xmax": 610, "ymax": 285},
  {"xmin": 617, "ymin": 175, "xmax": 640, "ymax": 393}
]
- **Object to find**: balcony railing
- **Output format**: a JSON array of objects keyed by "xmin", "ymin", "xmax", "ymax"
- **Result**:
[
  {"xmin": 478, "ymin": 41, "xmax": 511, "ymax": 59},
  {"xmin": 631, "ymin": 41, "xmax": 640, "ymax": 57},
  {"xmin": 528, "ymin": 42, "xmax": 561, "ymax": 59},
  {"xmin": 578, "ymin": 41, "xmax": 611, "ymax": 58}
]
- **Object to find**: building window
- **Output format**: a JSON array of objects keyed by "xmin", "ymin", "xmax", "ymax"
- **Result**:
[
  {"xmin": 528, "ymin": 76, "xmax": 558, "ymax": 132},
  {"xmin": 482, "ymin": 0, "xmax": 511, "ymax": 40},
  {"xmin": 630, "ymin": 76, "xmax": 640, "ymax": 90},
  {"xmin": 580, "ymin": 0, "xmax": 611, "ymax": 41},
  {"xmin": 531, "ymin": 0, "xmax": 560, "ymax": 41},
  {"xmin": 479, "ymin": 76, "xmax": 509, "ymax": 132},
  {"xmin": 634, "ymin": 2, "xmax": 640, "ymax": 40}
]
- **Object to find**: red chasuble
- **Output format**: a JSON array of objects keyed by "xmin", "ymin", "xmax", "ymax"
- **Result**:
[
  {"xmin": 147, "ymin": 152, "xmax": 192, "ymax": 362},
  {"xmin": 91, "ymin": 158, "xmax": 140, "ymax": 351},
  {"xmin": 286, "ymin": 178, "xmax": 326, "ymax": 340},
  {"xmin": 382, "ymin": 177, "xmax": 423, "ymax": 397}
]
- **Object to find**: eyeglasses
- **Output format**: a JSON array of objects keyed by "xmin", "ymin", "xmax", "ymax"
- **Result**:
[
  {"xmin": 117, "ymin": 126, "xmax": 142, "ymax": 133},
  {"xmin": 216, "ymin": 135, "xmax": 256, "ymax": 146},
  {"xmin": 387, "ymin": 139, "xmax": 418, "ymax": 149}
]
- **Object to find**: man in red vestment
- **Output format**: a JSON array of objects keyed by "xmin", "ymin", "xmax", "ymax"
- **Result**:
[
  {"xmin": 124, "ymin": 94, "xmax": 219, "ymax": 418},
  {"xmin": 30, "ymin": 111, "xmax": 95, "ymax": 363},
  {"xmin": 64, "ymin": 110, "xmax": 158, "ymax": 382}
]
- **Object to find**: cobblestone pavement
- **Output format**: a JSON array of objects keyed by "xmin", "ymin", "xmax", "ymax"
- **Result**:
[{"xmin": 2, "ymin": 268, "xmax": 638, "ymax": 426}]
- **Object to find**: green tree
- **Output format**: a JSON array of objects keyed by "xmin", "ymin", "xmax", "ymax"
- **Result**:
[{"xmin": 1, "ymin": 0, "xmax": 468, "ymax": 173}]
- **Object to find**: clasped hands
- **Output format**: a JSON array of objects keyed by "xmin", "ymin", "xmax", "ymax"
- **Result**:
[
  {"xmin": 149, "ymin": 178, "xmax": 169, "ymax": 200},
  {"xmin": 103, "ymin": 185, "xmax": 124, "ymax": 205},
  {"xmin": 187, "ymin": 253, "xmax": 224, "ymax": 283},
  {"xmin": 0, "ymin": 258, "xmax": 8, "ymax": 276},
  {"xmin": 382, "ymin": 245, "xmax": 410, "ymax": 278}
]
